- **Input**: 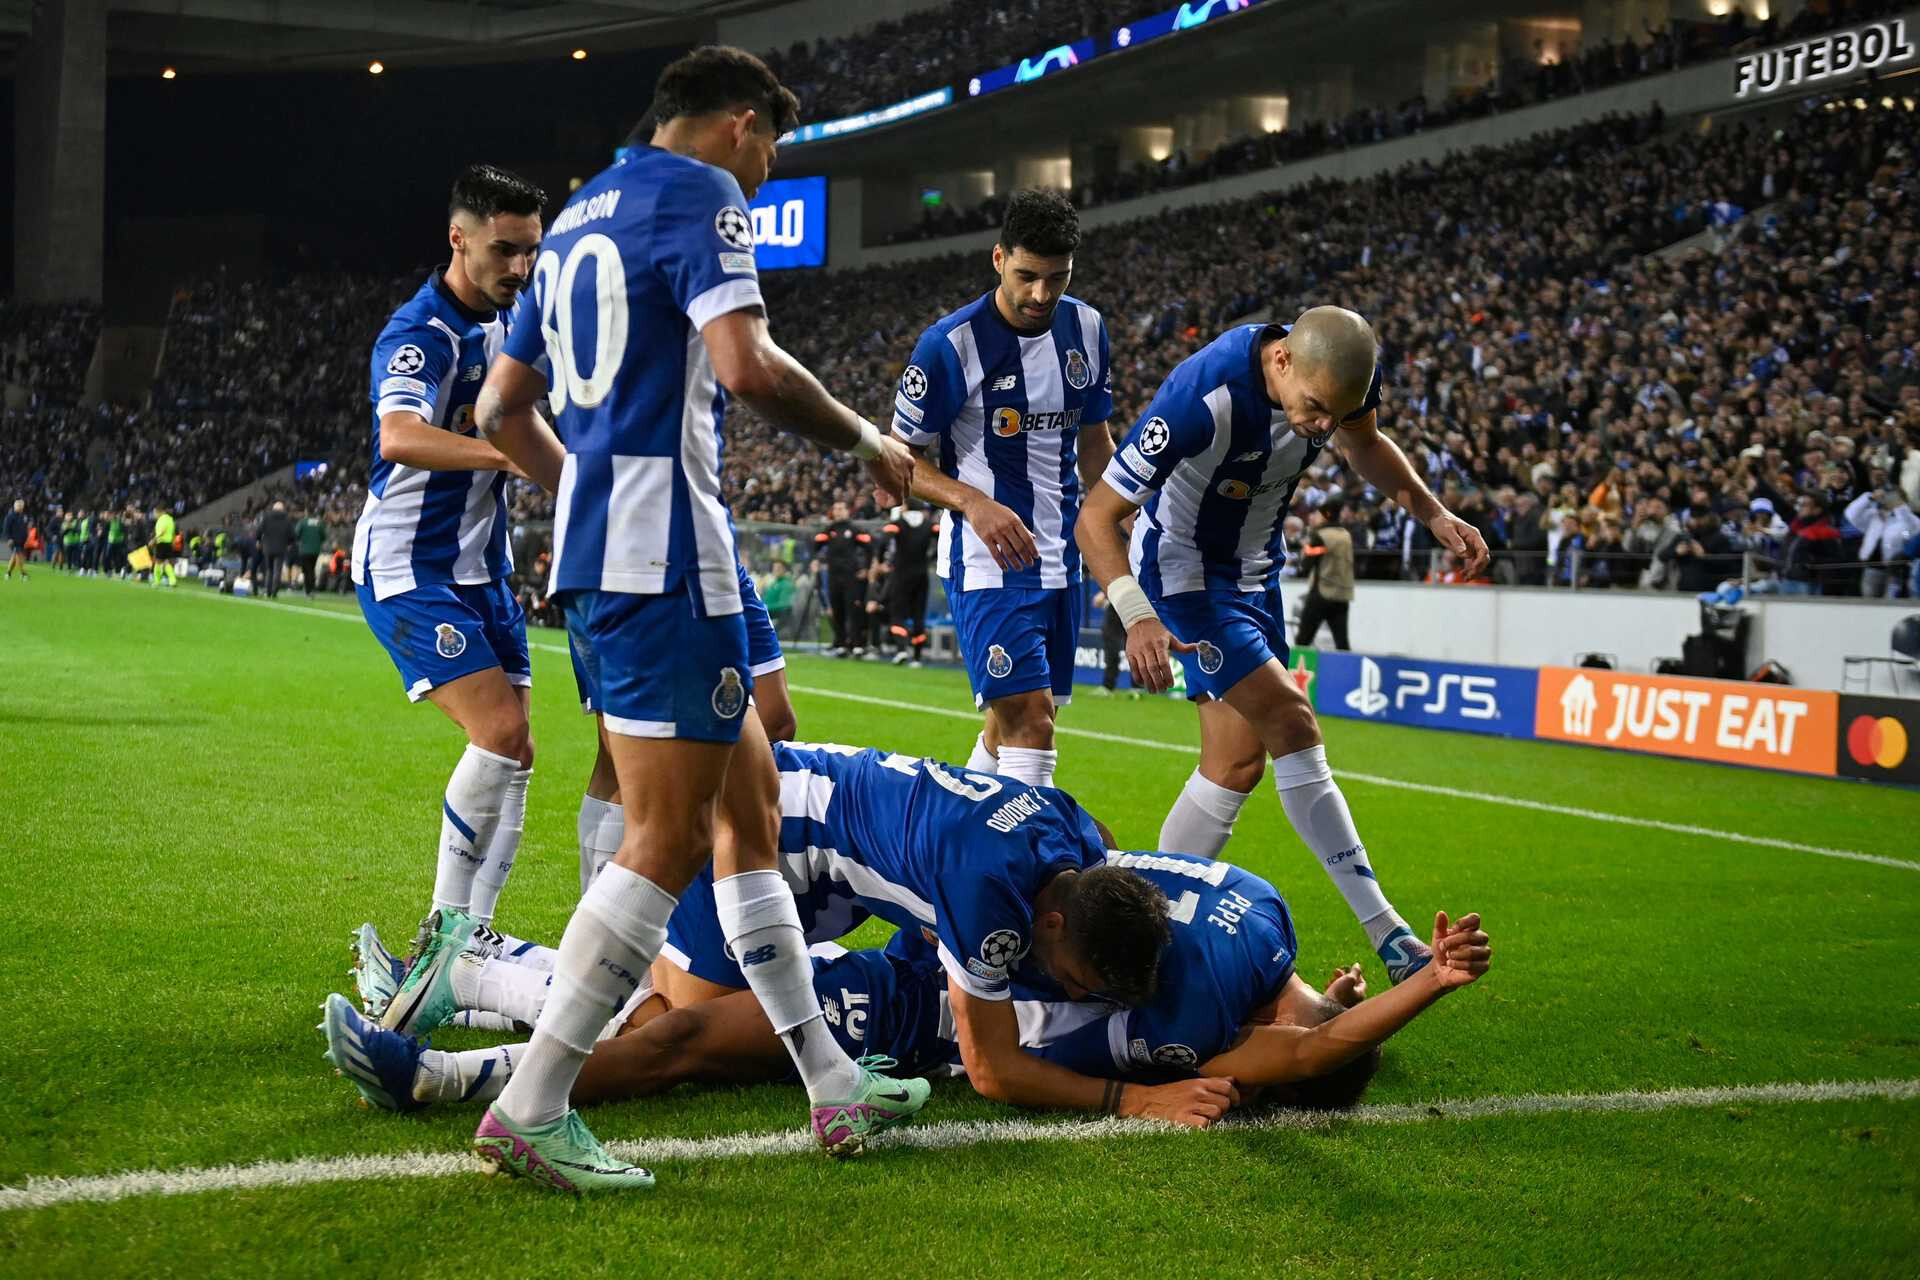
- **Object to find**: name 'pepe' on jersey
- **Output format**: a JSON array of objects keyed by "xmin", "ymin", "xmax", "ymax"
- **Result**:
[
  {"xmin": 766, "ymin": 740, "xmax": 1110, "ymax": 1001},
  {"xmin": 353, "ymin": 271, "xmax": 514, "ymax": 600},
  {"xmin": 891, "ymin": 290, "xmax": 1112, "ymax": 590},
  {"xmin": 1101, "ymin": 323, "xmax": 1381, "ymax": 596},
  {"xmin": 502, "ymin": 145, "xmax": 765, "ymax": 617}
]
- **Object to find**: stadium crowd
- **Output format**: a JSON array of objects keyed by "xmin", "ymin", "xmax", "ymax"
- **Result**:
[{"xmin": 9, "ymin": 89, "xmax": 1920, "ymax": 601}]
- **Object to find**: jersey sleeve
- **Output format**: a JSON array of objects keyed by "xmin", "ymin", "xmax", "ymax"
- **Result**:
[
  {"xmin": 930, "ymin": 869, "xmax": 1035, "ymax": 1003},
  {"xmin": 500, "ymin": 287, "xmax": 551, "ymax": 382},
  {"xmin": 1341, "ymin": 361, "xmax": 1383, "ymax": 424},
  {"xmin": 1100, "ymin": 387, "xmax": 1216, "ymax": 506},
  {"xmin": 1081, "ymin": 313, "xmax": 1114, "ymax": 426},
  {"xmin": 371, "ymin": 320, "xmax": 456, "ymax": 420},
  {"xmin": 652, "ymin": 164, "xmax": 765, "ymax": 332},
  {"xmin": 892, "ymin": 326, "xmax": 968, "ymax": 447}
]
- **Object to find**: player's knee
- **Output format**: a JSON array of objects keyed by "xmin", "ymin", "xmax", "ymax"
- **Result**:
[
  {"xmin": 993, "ymin": 692, "xmax": 1056, "ymax": 747},
  {"xmin": 1213, "ymin": 754, "xmax": 1265, "ymax": 794},
  {"xmin": 755, "ymin": 702, "xmax": 797, "ymax": 744},
  {"xmin": 1273, "ymin": 698, "xmax": 1322, "ymax": 753}
]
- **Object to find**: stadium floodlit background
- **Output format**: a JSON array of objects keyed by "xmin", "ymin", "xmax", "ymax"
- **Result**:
[{"xmin": 2, "ymin": 0, "xmax": 1917, "ymax": 1272}]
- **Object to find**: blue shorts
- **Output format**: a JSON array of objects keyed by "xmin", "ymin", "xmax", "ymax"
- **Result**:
[
  {"xmin": 356, "ymin": 579, "xmax": 531, "ymax": 703},
  {"xmin": 951, "ymin": 585, "xmax": 1080, "ymax": 709},
  {"xmin": 562, "ymin": 585, "xmax": 752, "ymax": 743},
  {"xmin": 567, "ymin": 565, "xmax": 782, "ymax": 716},
  {"xmin": 1154, "ymin": 585, "xmax": 1290, "ymax": 703}
]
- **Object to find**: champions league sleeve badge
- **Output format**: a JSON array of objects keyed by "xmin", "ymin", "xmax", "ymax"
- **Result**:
[{"xmin": 711, "ymin": 667, "xmax": 747, "ymax": 719}]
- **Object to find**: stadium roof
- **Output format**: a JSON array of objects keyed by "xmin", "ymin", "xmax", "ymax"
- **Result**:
[{"xmin": 0, "ymin": 0, "xmax": 776, "ymax": 73}]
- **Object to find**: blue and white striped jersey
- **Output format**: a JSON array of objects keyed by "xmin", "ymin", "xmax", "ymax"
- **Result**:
[
  {"xmin": 891, "ymin": 292, "xmax": 1112, "ymax": 591},
  {"xmin": 1101, "ymin": 323, "xmax": 1380, "ymax": 596},
  {"xmin": 352, "ymin": 271, "xmax": 513, "ymax": 600},
  {"xmin": 770, "ymin": 740, "xmax": 1109, "ymax": 1001},
  {"xmin": 503, "ymin": 145, "xmax": 765, "ymax": 616}
]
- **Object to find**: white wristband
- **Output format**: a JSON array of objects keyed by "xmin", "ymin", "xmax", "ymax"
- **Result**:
[
  {"xmin": 1106, "ymin": 575, "xmax": 1159, "ymax": 630},
  {"xmin": 849, "ymin": 418, "xmax": 884, "ymax": 461}
]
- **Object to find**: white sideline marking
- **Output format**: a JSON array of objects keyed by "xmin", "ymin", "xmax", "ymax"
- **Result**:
[
  {"xmin": 161, "ymin": 585, "xmax": 1918, "ymax": 874},
  {"xmin": 2, "ymin": 1078, "xmax": 1914, "ymax": 1213}
]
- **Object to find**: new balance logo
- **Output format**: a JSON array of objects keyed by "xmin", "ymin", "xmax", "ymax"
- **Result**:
[
  {"xmin": 739, "ymin": 944, "xmax": 778, "ymax": 967},
  {"xmin": 1232, "ymin": 449, "xmax": 1265, "ymax": 462},
  {"xmin": 991, "ymin": 374, "xmax": 1018, "ymax": 391}
]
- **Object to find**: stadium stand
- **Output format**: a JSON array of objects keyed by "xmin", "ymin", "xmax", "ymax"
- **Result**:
[{"xmin": 6, "ymin": 90, "xmax": 1920, "ymax": 598}]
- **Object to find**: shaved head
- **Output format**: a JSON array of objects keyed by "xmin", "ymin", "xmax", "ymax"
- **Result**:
[{"xmin": 1287, "ymin": 306, "xmax": 1377, "ymax": 405}]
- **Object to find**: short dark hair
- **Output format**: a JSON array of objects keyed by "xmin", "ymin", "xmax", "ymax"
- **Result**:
[
  {"xmin": 999, "ymin": 188, "xmax": 1081, "ymax": 259},
  {"xmin": 1271, "ymin": 993, "xmax": 1382, "ymax": 1111},
  {"xmin": 449, "ymin": 164, "xmax": 546, "ymax": 222},
  {"xmin": 1061, "ymin": 865, "xmax": 1171, "ymax": 1006},
  {"xmin": 644, "ymin": 45, "xmax": 800, "ymax": 138}
]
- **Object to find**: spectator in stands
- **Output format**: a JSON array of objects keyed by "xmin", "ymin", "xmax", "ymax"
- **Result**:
[
  {"xmin": 1775, "ymin": 492, "xmax": 1847, "ymax": 595},
  {"xmin": 1664, "ymin": 511, "xmax": 1740, "ymax": 594},
  {"xmin": 1844, "ymin": 486, "xmax": 1920, "ymax": 598},
  {"xmin": 761, "ymin": 560, "xmax": 795, "ymax": 638}
]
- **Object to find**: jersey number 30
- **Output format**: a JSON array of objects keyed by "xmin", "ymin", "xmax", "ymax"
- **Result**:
[{"xmin": 532, "ymin": 235, "xmax": 628, "ymax": 414}]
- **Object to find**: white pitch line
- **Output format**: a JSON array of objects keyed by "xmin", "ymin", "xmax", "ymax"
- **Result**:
[
  {"xmin": 2, "ymin": 1078, "xmax": 1913, "ymax": 1214},
  {"xmin": 155, "ymin": 585, "xmax": 1918, "ymax": 874}
]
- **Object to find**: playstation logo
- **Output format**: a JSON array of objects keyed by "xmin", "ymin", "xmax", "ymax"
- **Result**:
[{"xmin": 1343, "ymin": 657, "xmax": 1388, "ymax": 716}]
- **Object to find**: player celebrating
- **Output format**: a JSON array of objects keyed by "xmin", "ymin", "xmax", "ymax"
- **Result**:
[
  {"xmin": 471, "ymin": 46, "xmax": 924, "ymax": 1191},
  {"xmin": 1076, "ymin": 308, "xmax": 1490, "ymax": 981},
  {"xmin": 891, "ymin": 189, "xmax": 1113, "ymax": 788},
  {"xmin": 350, "ymin": 165, "xmax": 546, "ymax": 967}
]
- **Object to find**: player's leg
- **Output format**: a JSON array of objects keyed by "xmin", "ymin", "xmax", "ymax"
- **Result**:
[
  {"xmin": 1217, "ymin": 659, "xmax": 1425, "ymax": 980},
  {"xmin": 568, "ymin": 614, "xmax": 626, "ymax": 896},
  {"xmin": 421, "ymin": 670, "xmax": 529, "ymax": 917},
  {"xmin": 1159, "ymin": 698, "xmax": 1263, "ymax": 857},
  {"xmin": 958, "ymin": 587, "xmax": 1058, "ymax": 784},
  {"xmin": 463, "ymin": 583, "xmax": 536, "ymax": 929},
  {"xmin": 752, "ymin": 668, "xmax": 798, "ymax": 744},
  {"xmin": 575, "ymin": 991, "xmax": 791, "ymax": 1103}
]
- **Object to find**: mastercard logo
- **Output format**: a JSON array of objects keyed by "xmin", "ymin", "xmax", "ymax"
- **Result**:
[{"xmin": 1845, "ymin": 714, "xmax": 1910, "ymax": 769}]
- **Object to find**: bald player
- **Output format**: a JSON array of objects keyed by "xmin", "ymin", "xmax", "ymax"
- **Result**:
[{"xmin": 1076, "ymin": 309, "xmax": 1489, "ymax": 982}]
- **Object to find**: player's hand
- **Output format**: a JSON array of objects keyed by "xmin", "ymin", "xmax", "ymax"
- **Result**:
[
  {"xmin": 1127, "ymin": 1077, "xmax": 1240, "ymax": 1128},
  {"xmin": 1325, "ymin": 962, "xmax": 1368, "ymax": 1007},
  {"xmin": 1429, "ymin": 910, "xmax": 1491, "ymax": 991},
  {"xmin": 864, "ymin": 434, "xmax": 915, "ymax": 507},
  {"xmin": 1426, "ymin": 510, "xmax": 1490, "ymax": 578},
  {"xmin": 963, "ymin": 495, "xmax": 1039, "ymax": 571},
  {"xmin": 1125, "ymin": 617, "xmax": 1196, "ymax": 694}
]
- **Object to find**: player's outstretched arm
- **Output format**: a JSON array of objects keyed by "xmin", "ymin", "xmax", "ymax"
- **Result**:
[
  {"xmin": 379, "ymin": 410, "xmax": 524, "ymax": 475},
  {"xmin": 475, "ymin": 353, "xmax": 567, "ymax": 492},
  {"xmin": 1199, "ymin": 911, "xmax": 1492, "ymax": 1088},
  {"xmin": 1076, "ymin": 481, "xmax": 1192, "ymax": 693},
  {"xmin": 704, "ymin": 309, "xmax": 912, "ymax": 503},
  {"xmin": 1337, "ymin": 416, "xmax": 1489, "ymax": 576},
  {"xmin": 950, "ymin": 977, "xmax": 1237, "ymax": 1128}
]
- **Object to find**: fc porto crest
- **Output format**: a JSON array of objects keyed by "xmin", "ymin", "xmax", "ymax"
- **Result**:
[
  {"xmin": 711, "ymin": 667, "xmax": 747, "ymax": 720},
  {"xmin": 1195, "ymin": 640, "xmax": 1225, "ymax": 675},
  {"xmin": 986, "ymin": 645, "xmax": 1014, "ymax": 679},
  {"xmin": 1063, "ymin": 348, "xmax": 1091, "ymax": 390},
  {"xmin": 434, "ymin": 623, "xmax": 467, "ymax": 659}
]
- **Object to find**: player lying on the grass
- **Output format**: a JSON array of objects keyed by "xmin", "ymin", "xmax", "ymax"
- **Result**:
[
  {"xmin": 1077, "ymin": 306, "xmax": 1492, "ymax": 985},
  {"xmin": 363, "ymin": 740, "xmax": 1185, "ymax": 1118},
  {"xmin": 322, "ymin": 861, "xmax": 1490, "ymax": 1125}
]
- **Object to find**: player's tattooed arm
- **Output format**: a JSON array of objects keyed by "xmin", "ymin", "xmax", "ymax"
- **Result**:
[
  {"xmin": 949, "ymin": 977, "xmax": 1237, "ymax": 1128},
  {"xmin": 473, "ymin": 353, "xmax": 566, "ymax": 491},
  {"xmin": 1199, "ymin": 911, "xmax": 1491, "ymax": 1088},
  {"xmin": 1337, "ymin": 417, "xmax": 1490, "ymax": 577}
]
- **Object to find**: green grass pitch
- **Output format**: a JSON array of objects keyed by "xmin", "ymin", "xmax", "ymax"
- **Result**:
[{"xmin": 1, "ymin": 572, "xmax": 1915, "ymax": 1277}]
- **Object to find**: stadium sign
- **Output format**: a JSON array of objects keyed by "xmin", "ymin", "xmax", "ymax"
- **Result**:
[
  {"xmin": 969, "ymin": 38, "xmax": 1098, "ymax": 97},
  {"xmin": 1836, "ymin": 694, "xmax": 1920, "ymax": 785},
  {"xmin": 1316, "ymin": 653, "xmax": 1537, "ymax": 739},
  {"xmin": 780, "ymin": 88, "xmax": 954, "ymax": 146},
  {"xmin": 1733, "ymin": 17, "xmax": 1916, "ymax": 98},
  {"xmin": 1112, "ymin": 0, "xmax": 1267, "ymax": 52},
  {"xmin": 747, "ymin": 176, "xmax": 827, "ymax": 270},
  {"xmin": 1535, "ymin": 667, "xmax": 1837, "ymax": 776}
]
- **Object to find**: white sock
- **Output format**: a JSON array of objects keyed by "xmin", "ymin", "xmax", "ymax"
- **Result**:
[
  {"xmin": 997, "ymin": 746, "xmax": 1057, "ymax": 788},
  {"xmin": 577, "ymin": 795, "xmax": 625, "ymax": 896},
  {"xmin": 449, "ymin": 1010, "xmax": 522, "ymax": 1031},
  {"xmin": 467, "ymin": 768, "xmax": 530, "ymax": 924},
  {"xmin": 433, "ymin": 744, "xmax": 520, "ymax": 914},
  {"xmin": 965, "ymin": 731, "xmax": 998, "ymax": 774},
  {"xmin": 493, "ymin": 863, "xmax": 675, "ymax": 1129},
  {"xmin": 1159, "ymin": 768, "xmax": 1253, "ymax": 857},
  {"xmin": 451, "ymin": 952, "xmax": 553, "ymax": 1027},
  {"xmin": 1272, "ymin": 745, "xmax": 1395, "ymax": 928},
  {"xmin": 479, "ymin": 928, "xmax": 556, "ymax": 972},
  {"xmin": 714, "ymin": 869, "xmax": 858, "ymax": 1103},
  {"xmin": 416, "ymin": 1043, "xmax": 519, "ymax": 1105}
]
